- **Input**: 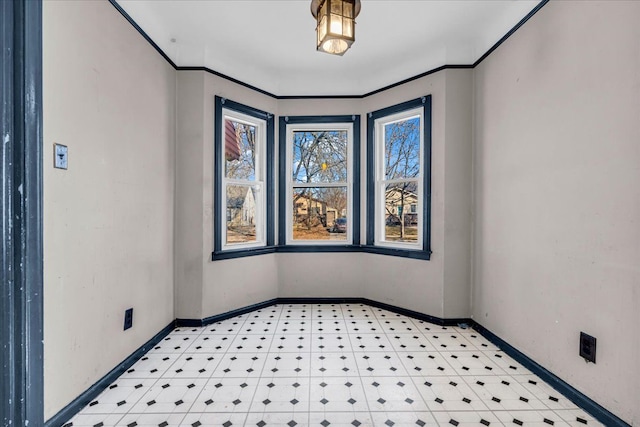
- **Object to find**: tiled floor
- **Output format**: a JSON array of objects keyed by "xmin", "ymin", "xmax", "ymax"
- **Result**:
[{"xmin": 64, "ymin": 304, "xmax": 602, "ymax": 427}]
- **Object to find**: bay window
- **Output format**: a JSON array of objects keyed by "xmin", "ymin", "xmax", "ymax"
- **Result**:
[
  {"xmin": 213, "ymin": 97, "xmax": 274, "ymax": 259},
  {"xmin": 366, "ymin": 96, "xmax": 432, "ymax": 259},
  {"xmin": 279, "ymin": 115, "xmax": 360, "ymax": 250}
]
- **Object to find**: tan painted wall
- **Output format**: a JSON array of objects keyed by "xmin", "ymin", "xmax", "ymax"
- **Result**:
[
  {"xmin": 43, "ymin": 0, "xmax": 638, "ymax": 423},
  {"xmin": 361, "ymin": 73, "xmax": 447, "ymax": 316},
  {"xmin": 175, "ymin": 70, "xmax": 473, "ymax": 319},
  {"xmin": 443, "ymin": 70, "xmax": 473, "ymax": 318},
  {"xmin": 175, "ymin": 71, "xmax": 205, "ymax": 319},
  {"xmin": 201, "ymin": 74, "xmax": 281, "ymax": 316},
  {"xmin": 201, "ymin": 74, "xmax": 278, "ymax": 317},
  {"xmin": 472, "ymin": 1, "xmax": 640, "ymax": 424},
  {"xmin": 43, "ymin": 1, "xmax": 176, "ymax": 418},
  {"xmin": 362, "ymin": 70, "xmax": 473, "ymax": 318},
  {"xmin": 277, "ymin": 98, "xmax": 367, "ymax": 300}
]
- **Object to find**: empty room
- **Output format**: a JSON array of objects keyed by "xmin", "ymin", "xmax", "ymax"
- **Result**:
[{"xmin": 2, "ymin": 0, "xmax": 638, "ymax": 426}]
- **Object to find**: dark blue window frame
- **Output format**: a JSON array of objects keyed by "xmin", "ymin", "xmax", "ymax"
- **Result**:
[
  {"xmin": 213, "ymin": 96, "xmax": 275, "ymax": 260},
  {"xmin": 278, "ymin": 115, "xmax": 361, "ymax": 252},
  {"xmin": 364, "ymin": 96, "xmax": 432, "ymax": 260}
]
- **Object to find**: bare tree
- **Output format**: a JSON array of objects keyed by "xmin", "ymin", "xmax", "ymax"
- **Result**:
[
  {"xmin": 292, "ymin": 131, "xmax": 347, "ymax": 183},
  {"xmin": 383, "ymin": 118, "xmax": 420, "ymax": 240},
  {"xmin": 292, "ymin": 131, "xmax": 348, "ymax": 231}
]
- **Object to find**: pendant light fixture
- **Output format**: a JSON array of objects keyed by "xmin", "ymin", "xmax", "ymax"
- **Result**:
[{"xmin": 311, "ymin": 0, "xmax": 361, "ymax": 56}]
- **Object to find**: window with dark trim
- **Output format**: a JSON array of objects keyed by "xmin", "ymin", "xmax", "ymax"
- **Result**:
[
  {"xmin": 365, "ymin": 96, "xmax": 432, "ymax": 260},
  {"xmin": 278, "ymin": 115, "xmax": 360, "ymax": 252},
  {"xmin": 213, "ymin": 96, "xmax": 275, "ymax": 260}
]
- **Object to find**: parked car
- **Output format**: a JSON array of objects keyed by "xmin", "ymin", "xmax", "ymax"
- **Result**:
[
  {"xmin": 331, "ymin": 217, "xmax": 347, "ymax": 233},
  {"xmin": 385, "ymin": 216, "xmax": 401, "ymax": 226}
]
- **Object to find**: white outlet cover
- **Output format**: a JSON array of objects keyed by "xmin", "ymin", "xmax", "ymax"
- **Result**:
[{"xmin": 54, "ymin": 143, "xmax": 68, "ymax": 169}]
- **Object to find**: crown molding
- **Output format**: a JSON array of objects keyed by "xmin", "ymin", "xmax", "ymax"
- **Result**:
[{"xmin": 109, "ymin": 0, "xmax": 549, "ymax": 99}]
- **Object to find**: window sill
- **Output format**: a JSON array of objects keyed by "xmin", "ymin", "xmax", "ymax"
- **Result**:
[
  {"xmin": 212, "ymin": 246, "xmax": 277, "ymax": 261},
  {"xmin": 212, "ymin": 245, "xmax": 431, "ymax": 261},
  {"xmin": 360, "ymin": 245, "xmax": 431, "ymax": 260},
  {"xmin": 277, "ymin": 244, "xmax": 362, "ymax": 253}
]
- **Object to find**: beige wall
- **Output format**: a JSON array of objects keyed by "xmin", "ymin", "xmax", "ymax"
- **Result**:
[
  {"xmin": 174, "ymin": 72, "xmax": 281, "ymax": 320},
  {"xmin": 171, "ymin": 71, "xmax": 473, "ymax": 317},
  {"xmin": 44, "ymin": 0, "xmax": 640, "ymax": 424},
  {"xmin": 443, "ymin": 70, "xmax": 473, "ymax": 318},
  {"xmin": 472, "ymin": 1, "xmax": 640, "ymax": 424},
  {"xmin": 202, "ymin": 74, "xmax": 281, "ymax": 316},
  {"xmin": 361, "ymin": 72, "xmax": 448, "ymax": 316},
  {"xmin": 43, "ymin": 1, "xmax": 176, "ymax": 418},
  {"xmin": 177, "ymin": 71, "xmax": 474, "ymax": 317},
  {"xmin": 175, "ymin": 71, "xmax": 205, "ymax": 319},
  {"xmin": 277, "ymin": 98, "xmax": 367, "ymax": 299},
  {"xmin": 362, "ymin": 70, "xmax": 473, "ymax": 318}
]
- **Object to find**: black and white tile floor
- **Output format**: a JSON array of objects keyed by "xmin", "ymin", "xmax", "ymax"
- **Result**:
[{"xmin": 63, "ymin": 304, "xmax": 603, "ymax": 427}]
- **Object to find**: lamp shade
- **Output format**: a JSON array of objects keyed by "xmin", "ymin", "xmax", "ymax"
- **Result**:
[{"xmin": 311, "ymin": 0, "xmax": 361, "ymax": 56}]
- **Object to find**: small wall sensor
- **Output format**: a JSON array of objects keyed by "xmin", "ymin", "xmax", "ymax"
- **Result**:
[{"xmin": 53, "ymin": 143, "xmax": 68, "ymax": 169}]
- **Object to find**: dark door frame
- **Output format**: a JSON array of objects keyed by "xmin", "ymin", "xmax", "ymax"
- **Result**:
[{"xmin": 1, "ymin": 0, "xmax": 44, "ymax": 426}]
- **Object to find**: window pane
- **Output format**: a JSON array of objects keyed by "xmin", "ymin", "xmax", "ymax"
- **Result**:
[
  {"xmin": 384, "ymin": 117, "xmax": 420, "ymax": 180},
  {"xmin": 226, "ymin": 184, "xmax": 259, "ymax": 244},
  {"xmin": 225, "ymin": 119, "xmax": 257, "ymax": 180},
  {"xmin": 384, "ymin": 182, "xmax": 419, "ymax": 243},
  {"xmin": 292, "ymin": 186, "xmax": 347, "ymax": 241},
  {"xmin": 292, "ymin": 130, "xmax": 347, "ymax": 184}
]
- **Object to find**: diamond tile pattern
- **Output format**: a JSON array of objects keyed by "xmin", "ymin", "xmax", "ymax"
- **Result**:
[{"xmin": 64, "ymin": 304, "xmax": 603, "ymax": 426}]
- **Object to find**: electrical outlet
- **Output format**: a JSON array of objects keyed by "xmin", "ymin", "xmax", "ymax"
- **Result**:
[
  {"xmin": 124, "ymin": 308, "xmax": 133, "ymax": 331},
  {"xmin": 579, "ymin": 332, "xmax": 596, "ymax": 363}
]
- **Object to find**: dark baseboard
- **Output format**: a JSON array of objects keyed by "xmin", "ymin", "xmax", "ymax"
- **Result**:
[
  {"xmin": 45, "ymin": 321, "xmax": 175, "ymax": 427},
  {"xmin": 471, "ymin": 322, "xmax": 630, "ymax": 427},
  {"xmin": 176, "ymin": 298, "xmax": 279, "ymax": 327},
  {"xmin": 277, "ymin": 296, "xmax": 364, "ymax": 305},
  {"xmin": 47, "ymin": 298, "xmax": 629, "ymax": 427},
  {"xmin": 360, "ymin": 298, "xmax": 469, "ymax": 327},
  {"xmin": 273, "ymin": 296, "xmax": 471, "ymax": 327},
  {"xmin": 174, "ymin": 296, "xmax": 468, "ymax": 329}
]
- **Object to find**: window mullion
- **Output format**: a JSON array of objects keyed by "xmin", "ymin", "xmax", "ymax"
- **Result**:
[
  {"xmin": 380, "ymin": 177, "xmax": 420, "ymax": 186},
  {"xmin": 291, "ymin": 182, "xmax": 347, "ymax": 189},
  {"xmin": 225, "ymin": 178, "xmax": 260, "ymax": 186}
]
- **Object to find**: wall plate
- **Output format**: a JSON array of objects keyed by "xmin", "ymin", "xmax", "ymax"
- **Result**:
[
  {"xmin": 124, "ymin": 308, "xmax": 133, "ymax": 331},
  {"xmin": 54, "ymin": 143, "xmax": 68, "ymax": 169},
  {"xmin": 579, "ymin": 332, "xmax": 596, "ymax": 363}
]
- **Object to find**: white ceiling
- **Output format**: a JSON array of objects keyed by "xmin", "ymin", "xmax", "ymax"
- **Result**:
[{"xmin": 116, "ymin": 0, "xmax": 542, "ymax": 96}]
